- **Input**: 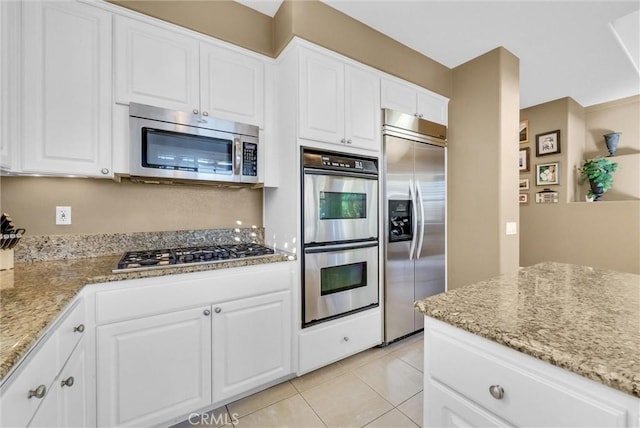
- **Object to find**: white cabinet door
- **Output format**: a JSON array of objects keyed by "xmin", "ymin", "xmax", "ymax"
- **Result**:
[
  {"xmin": 21, "ymin": 1, "xmax": 112, "ymax": 177},
  {"xmin": 114, "ymin": 15, "xmax": 200, "ymax": 112},
  {"xmin": 345, "ymin": 65, "xmax": 380, "ymax": 151},
  {"xmin": 97, "ymin": 306, "xmax": 212, "ymax": 427},
  {"xmin": 299, "ymin": 49, "xmax": 345, "ymax": 145},
  {"xmin": 381, "ymin": 77, "xmax": 417, "ymax": 116},
  {"xmin": 200, "ymin": 43, "xmax": 265, "ymax": 127},
  {"xmin": 417, "ymin": 90, "xmax": 448, "ymax": 125},
  {"xmin": 58, "ymin": 342, "xmax": 94, "ymax": 428},
  {"xmin": 0, "ymin": 0, "xmax": 19, "ymax": 172},
  {"xmin": 426, "ymin": 380, "xmax": 513, "ymax": 428},
  {"xmin": 28, "ymin": 340, "xmax": 94, "ymax": 428},
  {"xmin": 381, "ymin": 77, "xmax": 449, "ymax": 125},
  {"xmin": 212, "ymin": 291, "xmax": 292, "ymax": 402}
]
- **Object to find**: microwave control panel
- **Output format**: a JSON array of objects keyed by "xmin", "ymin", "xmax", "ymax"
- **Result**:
[{"xmin": 242, "ymin": 142, "xmax": 258, "ymax": 176}]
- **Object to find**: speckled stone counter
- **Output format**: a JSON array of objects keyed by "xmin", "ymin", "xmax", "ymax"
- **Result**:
[
  {"xmin": 415, "ymin": 262, "xmax": 640, "ymax": 397},
  {"xmin": 0, "ymin": 252, "xmax": 294, "ymax": 382}
]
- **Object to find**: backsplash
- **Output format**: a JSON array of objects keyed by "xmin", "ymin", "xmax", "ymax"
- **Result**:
[{"xmin": 15, "ymin": 228, "xmax": 265, "ymax": 262}]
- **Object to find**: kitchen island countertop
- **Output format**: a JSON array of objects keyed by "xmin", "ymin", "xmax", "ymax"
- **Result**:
[
  {"xmin": 415, "ymin": 261, "xmax": 640, "ymax": 397},
  {"xmin": 0, "ymin": 252, "xmax": 294, "ymax": 381}
]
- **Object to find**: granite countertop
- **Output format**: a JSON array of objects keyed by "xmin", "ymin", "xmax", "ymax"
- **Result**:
[
  {"xmin": 415, "ymin": 262, "xmax": 640, "ymax": 398},
  {"xmin": 0, "ymin": 252, "xmax": 293, "ymax": 382}
]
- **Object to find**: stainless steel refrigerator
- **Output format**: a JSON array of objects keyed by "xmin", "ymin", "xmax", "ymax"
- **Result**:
[{"xmin": 382, "ymin": 109, "xmax": 447, "ymax": 344}]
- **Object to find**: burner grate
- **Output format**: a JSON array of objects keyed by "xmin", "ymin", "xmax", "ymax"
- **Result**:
[{"xmin": 115, "ymin": 243, "xmax": 275, "ymax": 272}]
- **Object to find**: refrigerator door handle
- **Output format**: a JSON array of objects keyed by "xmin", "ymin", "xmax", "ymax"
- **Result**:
[
  {"xmin": 409, "ymin": 179, "xmax": 418, "ymax": 260},
  {"xmin": 416, "ymin": 180, "xmax": 426, "ymax": 259}
]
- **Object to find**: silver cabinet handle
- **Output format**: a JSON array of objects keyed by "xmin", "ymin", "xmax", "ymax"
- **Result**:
[
  {"xmin": 61, "ymin": 376, "xmax": 74, "ymax": 388},
  {"xmin": 414, "ymin": 113, "xmax": 419, "ymax": 117},
  {"xmin": 346, "ymin": 139, "xmax": 352, "ymax": 144},
  {"xmin": 214, "ymin": 307, "xmax": 222, "ymax": 314},
  {"xmin": 340, "ymin": 138, "xmax": 346, "ymax": 144},
  {"xmin": 28, "ymin": 385, "xmax": 46, "ymax": 399},
  {"xmin": 489, "ymin": 385, "xmax": 504, "ymax": 399},
  {"xmin": 193, "ymin": 108, "xmax": 199, "ymax": 115},
  {"xmin": 73, "ymin": 324, "xmax": 85, "ymax": 333},
  {"xmin": 343, "ymin": 336, "xmax": 349, "ymax": 342},
  {"xmin": 100, "ymin": 168, "xmax": 109, "ymax": 175},
  {"xmin": 203, "ymin": 309, "xmax": 211, "ymax": 316},
  {"xmin": 202, "ymin": 111, "xmax": 208, "ymax": 116}
]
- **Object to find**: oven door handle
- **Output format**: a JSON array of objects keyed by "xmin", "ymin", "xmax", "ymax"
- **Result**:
[
  {"xmin": 304, "ymin": 241, "xmax": 379, "ymax": 254},
  {"xmin": 409, "ymin": 179, "xmax": 418, "ymax": 260},
  {"xmin": 416, "ymin": 180, "xmax": 426, "ymax": 260}
]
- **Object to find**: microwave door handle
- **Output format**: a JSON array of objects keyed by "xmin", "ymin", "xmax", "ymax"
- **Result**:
[
  {"xmin": 234, "ymin": 138, "xmax": 241, "ymax": 175},
  {"xmin": 409, "ymin": 179, "xmax": 418, "ymax": 260},
  {"xmin": 416, "ymin": 180, "xmax": 426, "ymax": 259}
]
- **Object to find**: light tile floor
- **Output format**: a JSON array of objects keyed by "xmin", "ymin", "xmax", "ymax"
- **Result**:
[{"xmin": 175, "ymin": 332, "xmax": 424, "ymax": 428}]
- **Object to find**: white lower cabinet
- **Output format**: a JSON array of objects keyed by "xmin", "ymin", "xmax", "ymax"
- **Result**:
[
  {"xmin": 424, "ymin": 317, "xmax": 639, "ymax": 428},
  {"xmin": 29, "ymin": 339, "xmax": 93, "ymax": 428},
  {"xmin": 212, "ymin": 291, "xmax": 292, "ymax": 402},
  {"xmin": 0, "ymin": 296, "xmax": 90, "ymax": 428},
  {"xmin": 97, "ymin": 306, "xmax": 212, "ymax": 428},
  {"xmin": 298, "ymin": 308, "xmax": 382, "ymax": 374}
]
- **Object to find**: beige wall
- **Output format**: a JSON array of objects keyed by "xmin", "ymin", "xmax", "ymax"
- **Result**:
[
  {"xmin": 0, "ymin": 177, "xmax": 263, "ymax": 235},
  {"xmin": 519, "ymin": 96, "xmax": 640, "ymax": 274},
  {"xmin": 447, "ymin": 47, "xmax": 520, "ymax": 290},
  {"xmin": 111, "ymin": 0, "xmax": 453, "ymax": 97},
  {"xmin": 108, "ymin": 0, "xmax": 274, "ymax": 56}
]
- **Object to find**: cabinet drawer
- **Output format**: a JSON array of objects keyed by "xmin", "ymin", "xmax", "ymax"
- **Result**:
[
  {"xmin": 299, "ymin": 309, "xmax": 381, "ymax": 374},
  {"xmin": 427, "ymin": 329, "xmax": 627, "ymax": 427},
  {"xmin": 55, "ymin": 298, "xmax": 85, "ymax": 373}
]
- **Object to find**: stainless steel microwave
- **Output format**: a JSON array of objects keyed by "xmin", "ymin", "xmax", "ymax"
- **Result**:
[{"xmin": 129, "ymin": 103, "xmax": 260, "ymax": 185}]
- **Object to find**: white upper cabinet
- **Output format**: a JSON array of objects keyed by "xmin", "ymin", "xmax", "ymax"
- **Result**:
[
  {"xmin": 114, "ymin": 15, "xmax": 200, "ymax": 113},
  {"xmin": 114, "ymin": 15, "xmax": 265, "ymax": 127},
  {"xmin": 200, "ymin": 43, "xmax": 265, "ymax": 127},
  {"xmin": 299, "ymin": 47, "xmax": 380, "ymax": 152},
  {"xmin": 21, "ymin": 1, "xmax": 112, "ymax": 177},
  {"xmin": 0, "ymin": 1, "xmax": 19, "ymax": 172},
  {"xmin": 381, "ymin": 77, "xmax": 449, "ymax": 125}
]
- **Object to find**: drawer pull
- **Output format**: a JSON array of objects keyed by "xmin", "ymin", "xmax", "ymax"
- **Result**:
[
  {"xmin": 203, "ymin": 309, "xmax": 211, "ymax": 316},
  {"xmin": 489, "ymin": 385, "xmax": 504, "ymax": 400},
  {"xmin": 343, "ymin": 336, "xmax": 349, "ymax": 342},
  {"xmin": 28, "ymin": 385, "xmax": 46, "ymax": 399},
  {"xmin": 73, "ymin": 324, "xmax": 85, "ymax": 333},
  {"xmin": 61, "ymin": 376, "xmax": 74, "ymax": 388},
  {"xmin": 215, "ymin": 307, "xmax": 222, "ymax": 314}
]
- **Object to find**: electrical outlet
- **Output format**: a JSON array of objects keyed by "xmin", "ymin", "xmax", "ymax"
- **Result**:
[{"xmin": 56, "ymin": 206, "xmax": 72, "ymax": 225}]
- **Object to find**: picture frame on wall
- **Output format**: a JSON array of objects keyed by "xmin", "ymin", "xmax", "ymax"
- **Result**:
[
  {"xmin": 536, "ymin": 162, "xmax": 560, "ymax": 186},
  {"xmin": 519, "ymin": 194, "xmax": 528, "ymax": 204},
  {"xmin": 519, "ymin": 120, "xmax": 529, "ymax": 144},
  {"xmin": 519, "ymin": 147, "xmax": 530, "ymax": 172},
  {"xmin": 535, "ymin": 130, "xmax": 561, "ymax": 156},
  {"xmin": 519, "ymin": 178, "xmax": 530, "ymax": 190}
]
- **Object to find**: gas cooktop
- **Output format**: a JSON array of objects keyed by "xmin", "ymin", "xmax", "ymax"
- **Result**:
[{"xmin": 113, "ymin": 243, "xmax": 276, "ymax": 273}]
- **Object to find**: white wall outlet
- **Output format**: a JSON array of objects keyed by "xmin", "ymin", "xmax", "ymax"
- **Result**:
[
  {"xmin": 506, "ymin": 222, "xmax": 517, "ymax": 235},
  {"xmin": 56, "ymin": 206, "xmax": 72, "ymax": 225}
]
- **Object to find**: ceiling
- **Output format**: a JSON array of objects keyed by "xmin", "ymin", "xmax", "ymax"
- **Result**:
[{"xmin": 235, "ymin": 0, "xmax": 640, "ymax": 109}]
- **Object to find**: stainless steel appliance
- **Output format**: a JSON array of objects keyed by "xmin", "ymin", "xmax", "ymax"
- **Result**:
[
  {"xmin": 129, "ymin": 103, "xmax": 260, "ymax": 185},
  {"xmin": 113, "ymin": 243, "xmax": 275, "ymax": 273},
  {"xmin": 382, "ymin": 109, "xmax": 446, "ymax": 343},
  {"xmin": 302, "ymin": 149, "xmax": 379, "ymax": 327}
]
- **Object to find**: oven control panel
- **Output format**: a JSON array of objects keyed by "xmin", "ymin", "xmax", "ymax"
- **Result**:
[
  {"xmin": 303, "ymin": 149, "xmax": 378, "ymax": 175},
  {"xmin": 242, "ymin": 142, "xmax": 258, "ymax": 176}
]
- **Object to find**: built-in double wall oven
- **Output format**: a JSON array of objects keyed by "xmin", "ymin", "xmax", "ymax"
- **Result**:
[{"xmin": 301, "ymin": 148, "xmax": 379, "ymax": 327}]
